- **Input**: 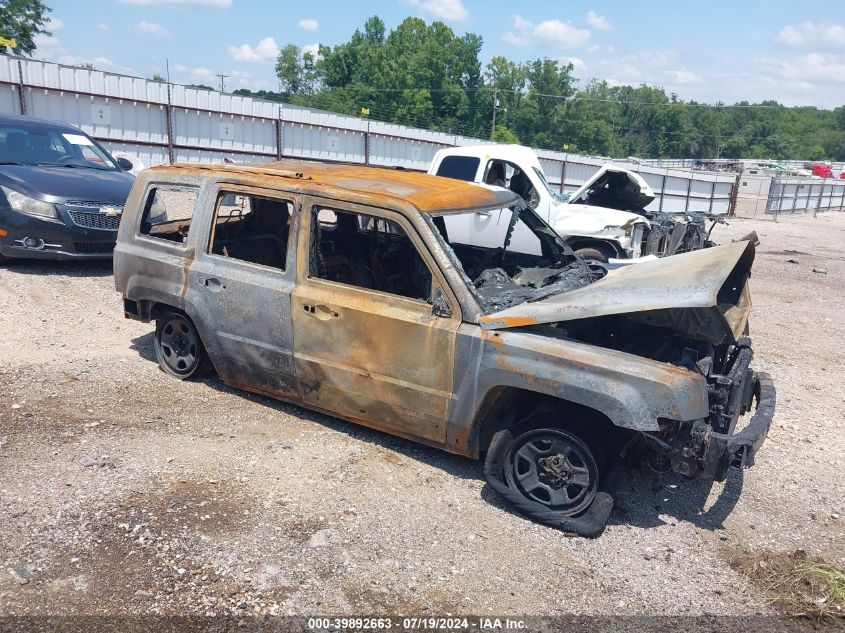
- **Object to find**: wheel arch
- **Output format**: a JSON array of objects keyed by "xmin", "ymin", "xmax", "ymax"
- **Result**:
[
  {"xmin": 563, "ymin": 237, "xmax": 621, "ymax": 258},
  {"xmin": 469, "ymin": 386, "xmax": 625, "ymax": 459},
  {"xmin": 142, "ymin": 299, "xmax": 218, "ymax": 374}
]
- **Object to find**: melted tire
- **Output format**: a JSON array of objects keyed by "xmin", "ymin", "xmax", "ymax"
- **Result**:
[
  {"xmin": 483, "ymin": 428, "xmax": 617, "ymax": 538},
  {"xmin": 154, "ymin": 312, "xmax": 213, "ymax": 380}
]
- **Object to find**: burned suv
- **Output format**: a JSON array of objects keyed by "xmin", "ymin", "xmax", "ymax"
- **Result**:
[{"xmin": 114, "ymin": 161, "xmax": 775, "ymax": 537}]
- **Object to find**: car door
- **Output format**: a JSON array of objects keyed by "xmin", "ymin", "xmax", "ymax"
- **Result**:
[
  {"xmin": 291, "ymin": 199, "xmax": 461, "ymax": 445},
  {"xmin": 186, "ymin": 185, "xmax": 299, "ymax": 399}
]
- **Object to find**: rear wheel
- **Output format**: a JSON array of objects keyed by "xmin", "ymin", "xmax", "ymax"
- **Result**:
[
  {"xmin": 154, "ymin": 312, "xmax": 212, "ymax": 379},
  {"xmin": 503, "ymin": 427, "xmax": 600, "ymax": 517}
]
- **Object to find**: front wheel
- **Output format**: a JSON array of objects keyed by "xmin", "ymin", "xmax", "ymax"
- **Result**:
[
  {"xmin": 573, "ymin": 246, "xmax": 612, "ymax": 263},
  {"xmin": 503, "ymin": 427, "xmax": 600, "ymax": 517},
  {"xmin": 154, "ymin": 312, "xmax": 212, "ymax": 379}
]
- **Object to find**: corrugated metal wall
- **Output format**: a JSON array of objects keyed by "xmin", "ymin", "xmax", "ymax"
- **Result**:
[
  {"xmin": 0, "ymin": 55, "xmax": 737, "ymax": 214},
  {"xmin": 766, "ymin": 177, "xmax": 845, "ymax": 215}
]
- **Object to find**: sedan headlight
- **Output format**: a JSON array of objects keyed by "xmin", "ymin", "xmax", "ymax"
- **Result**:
[{"xmin": 1, "ymin": 186, "xmax": 57, "ymax": 219}]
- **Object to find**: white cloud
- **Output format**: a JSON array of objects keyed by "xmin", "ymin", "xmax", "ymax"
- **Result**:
[
  {"xmin": 227, "ymin": 36, "xmax": 279, "ymax": 63},
  {"xmin": 298, "ymin": 18, "xmax": 319, "ymax": 32},
  {"xmin": 664, "ymin": 69, "xmax": 703, "ymax": 85},
  {"xmin": 586, "ymin": 10, "xmax": 612, "ymax": 32},
  {"xmin": 34, "ymin": 17, "xmax": 63, "ymax": 49},
  {"xmin": 774, "ymin": 21, "xmax": 845, "ymax": 49},
  {"xmin": 533, "ymin": 19, "xmax": 592, "ymax": 49},
  {"xmin": 512, "ymin": 14, "xmax": 533, "ymax": 31},
  {"xmin": 302, "ymin": 43, "xmax": 321, "ymax": 59},
  {"xmin": 406, "ymin": 0, "xmax": 468, "ymax": 21},
  {"xmin": 504, "ymin": 15, "xmax": 591, "ymax": 49},
  {"xmin": 121, "ymin": 0, "xmax": 231, "ymax": 6},
  {"xmin": 96, "ymin": 24, "xmax": 109, "ymax": 31},
  {"xmin": 136, "ymin": 21, "xmax": 168, "ymax": 37},
  {"xmin": 561, "ymin": 56, "xmax": 586, "ymax": 73},
  {"xmin": 56, "ymin": 55, "xmax": 137, "ymax": 75}
]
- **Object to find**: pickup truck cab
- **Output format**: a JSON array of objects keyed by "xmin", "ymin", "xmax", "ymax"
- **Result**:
[
  {"xmin": 429, "ymin": 144, "xmax": 713, "ymax": 262},
  {"xmin": 114, "ymin": 161, "xmax": 775, "ymax": 536}
]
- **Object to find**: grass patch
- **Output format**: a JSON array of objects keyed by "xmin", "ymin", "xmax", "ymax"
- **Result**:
[{"xmin": 727, "ymin": 548, "xmax": 845, "ymax": 623}]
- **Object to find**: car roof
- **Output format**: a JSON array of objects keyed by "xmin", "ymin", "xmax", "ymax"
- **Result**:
[
  {"xmin": 151, "ymin": 160, "xmax": 520, "ymax": 213},
  {"xmin": 0, "ymin": 112, "xmax": 81, "ymax": 131},
  {"xmin": 434, "ymin": 143, "xmax": 543, "ymax": 165}
]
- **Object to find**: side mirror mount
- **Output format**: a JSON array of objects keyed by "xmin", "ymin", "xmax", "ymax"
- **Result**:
[
  {"xmin": 116, "ymin": 157, "xmax": 133, "ymax": 171},
  {"xmin": 431, "ymin": 288, "xmax": 453, "ymax": 318}
]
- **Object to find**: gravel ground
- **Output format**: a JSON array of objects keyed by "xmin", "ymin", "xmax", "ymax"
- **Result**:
[{"xmin": 0, "ymin": 212, "xmax": 843, "ymax": 622}]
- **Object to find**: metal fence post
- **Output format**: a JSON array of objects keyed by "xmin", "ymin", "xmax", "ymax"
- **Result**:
[
  {"xmin": 659, "ymin": 172, "xmax": 667, "ymax": 212},
  {"xmin": 16, "ymin": 58, "xmax": 26, "ymax": 115},
  {"xmin": 840, "ymin": 183, "xmax": 845, "ymax": 211},
  {"xmin": 364, "ymin": 120, "xmax": 370, "ymax": 166},
  {"xmin": 559, "ymin": 158, "xmax": 567, "ymax": 194},
  {"xmin": 164, "ymin": 82, "xmax": 174, "ymax": 164},
  {"xmin": 708, "ymin": 180, "xmax": 716, "ymax": 214},
  {"xmin": 684, "ymin": 177, "xmax": 692, "ymax": 213}
]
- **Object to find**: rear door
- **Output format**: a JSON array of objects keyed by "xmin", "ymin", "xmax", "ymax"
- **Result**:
[
  {"xmin": 186, "ymin": 185, "xmax": 299, "ymax": 398},
  {"xmin": 291, "ymin": 199, "xmax": 462, "ymax": 444}
]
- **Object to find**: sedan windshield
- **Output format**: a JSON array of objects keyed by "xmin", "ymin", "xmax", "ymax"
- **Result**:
[
  {"xmin": 0, "ymin": 123, "xmax": 117, "ymax": 170},
  {"xmin": 428, "ymin": 204, "xmax": 603, "ymax": 312}
]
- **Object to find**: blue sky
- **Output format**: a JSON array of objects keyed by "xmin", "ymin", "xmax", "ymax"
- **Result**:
[{"xmin": 33, "ymin": 0, "xmax": 845, "ymax": 108}]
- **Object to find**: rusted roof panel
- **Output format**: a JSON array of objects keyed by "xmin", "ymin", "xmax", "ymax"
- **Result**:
[{"xmin": 149, "ymin": 160, "xmax": 518, "ymax": 212}]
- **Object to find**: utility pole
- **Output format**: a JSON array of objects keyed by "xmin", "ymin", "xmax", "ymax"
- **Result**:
[
  {"xmin": 490, "ymin": 88, "xmax": 499, "ymax": 140},
  {"xmin": 216, "ymin": 73, "xmax": 229, "ymax": 93}
]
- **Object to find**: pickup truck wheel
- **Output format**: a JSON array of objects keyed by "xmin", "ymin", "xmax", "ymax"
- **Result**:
[
  {"xmin": 573, "ymin": 246, "xmax": 612, "ymax": 263},
  {"xmin": 503, "ymin": 427, "xmax": 599, "ymax": 517},
  {"xmin": 154, "ymin": 312, "xmax": 212, "ymax": 380}
]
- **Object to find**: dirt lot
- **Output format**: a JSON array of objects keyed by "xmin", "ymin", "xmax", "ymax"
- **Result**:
[{"xmin": 1, "ymin": 212, "xmax": 843, "ymax": 622}]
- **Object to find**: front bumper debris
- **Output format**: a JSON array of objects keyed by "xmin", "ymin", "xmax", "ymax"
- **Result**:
[{"xmin": 671, "ymin": 371, "xmax": 776, "ymax": 481}]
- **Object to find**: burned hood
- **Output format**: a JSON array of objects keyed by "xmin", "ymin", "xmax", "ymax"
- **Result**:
[{"xmin": 480, "ymin": 240, "xmax": 756, "ymax": 344}]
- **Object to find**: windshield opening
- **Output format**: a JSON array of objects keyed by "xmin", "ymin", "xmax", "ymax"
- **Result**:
[
  {"xmin": 531, "ymin": 166, "xmax": 567, "ymax": 203},
  {"xmin": 427, "ymin": 204, "xmax": 602, "ymax": 312},
  {"xmin": 0, "ymin": 123, "xmax": 118, "ymax": 170}
]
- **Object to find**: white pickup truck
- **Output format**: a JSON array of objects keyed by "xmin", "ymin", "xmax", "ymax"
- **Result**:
[{"xmin": 428, "ymin": 144, "xmax": 712, "ymax": 261}]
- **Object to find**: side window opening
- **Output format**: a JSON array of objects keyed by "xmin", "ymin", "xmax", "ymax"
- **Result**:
[
  {"xmin": 209, "ymin": 192, "xmax": 291, "ymax": 271},
  {"xmin": 140, "ymin": 186, "xmax": 199, "ymax": 243},
  {"xmin": 435, "ymin": 155, "xmax": 480, "ymax": 181},
  {"xmin": 310, "ymin": 208, "xmax": 433, "ymax": 302}
]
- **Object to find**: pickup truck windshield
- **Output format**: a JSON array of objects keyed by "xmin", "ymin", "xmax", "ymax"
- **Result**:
[{"xmin": 428, "ymin": 205, "xmax": 602, "ymax": 312}]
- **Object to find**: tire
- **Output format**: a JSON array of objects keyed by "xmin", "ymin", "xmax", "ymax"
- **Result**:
[
  {"xmin": 573, "ymin": 246, "xmax": 612, "ymax": 263},
  {"xmin": 154, "ymin": 312, "xmax": 212, "ymax": 380},
  {"xmin": 502, "ymin": 426, "xmax": 601, "ymax": 517}
]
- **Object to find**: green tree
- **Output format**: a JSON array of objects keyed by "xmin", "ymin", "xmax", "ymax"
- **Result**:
[
  {"xmin": 149, "ymin": 73, "xmax": 166, "ymax": 83},
  {"xmin": 232, "ymin": 14, "xmax": 845, "ymax": 161},
  {"xmin": 492, "ymin": 124, "xmax": 519, "ymax": 144},
  {"xmin": 0, "ymin": 0, "xmax": 50, "ymax": 56},
  {"xmin": 275, "ymin": 44, "xmax": 318, "ymax": 95}
]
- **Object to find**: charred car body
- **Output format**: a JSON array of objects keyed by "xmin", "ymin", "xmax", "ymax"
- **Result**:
[
  {"xmin": 429, "ymin": 144, "xmax": 719, "ymax": 262},
  {"xmin": 114, "ymin": 161, "xmax": 775, "ymax": 536}
]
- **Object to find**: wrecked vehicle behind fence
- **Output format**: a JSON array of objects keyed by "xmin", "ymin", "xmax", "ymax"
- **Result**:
[
  {"xmin": 114, "ymin": 160, "xmax": 775, "ymax": 537},
  {"xmin": 429, "ymin": 144, "xmax": 721, "ymax": 262}
]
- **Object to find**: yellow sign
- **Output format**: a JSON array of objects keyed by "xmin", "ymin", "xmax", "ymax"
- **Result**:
[
  {"xmin": 0, "ymin": 37, "xmax": 17, "ymax": 48},
  {"xmin": 360, "ymin": 107, "xmax": 370, "ymax": 116},
  {"xmin": 563, "ymin": 143, "xmax": 570, "ymax": 151}
]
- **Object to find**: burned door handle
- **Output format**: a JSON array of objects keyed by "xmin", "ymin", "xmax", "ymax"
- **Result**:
[
  {"xmin": 202, "ymin": 277, "xmax": 225, "ymax": 291},
  {"xmin": 302, "ymin": 304, "xmax": 339, "ymax": 320}
]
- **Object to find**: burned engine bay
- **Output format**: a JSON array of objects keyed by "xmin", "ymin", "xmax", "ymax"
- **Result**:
[{"xmin": 429, "ymin": 205, "xmax": 606, "ymax": 312}]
